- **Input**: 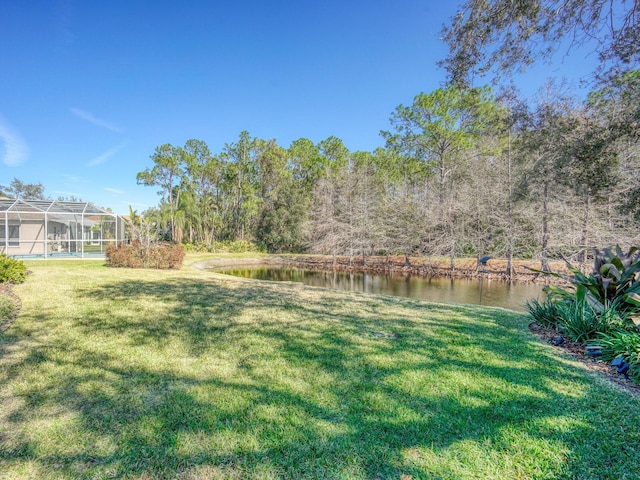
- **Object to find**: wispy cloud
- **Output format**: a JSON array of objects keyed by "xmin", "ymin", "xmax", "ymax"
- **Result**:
[
  {"xmin": 0, "ymin": 116, "xmax": 29, "ymax": 167},
  {"xmin": 104, "ymin": 187, "xmax": 124, "ymax": 195},
  {"xmin": 70, "ymin": 107, "xmax": 122, "ymax": 133},
  {"xmin": 87, "ymin": 142, "xmax": 128, "ymax": 167},
  {"xmin": 63, "ymin": 174, "xmax": 88, "ymax": 183}
]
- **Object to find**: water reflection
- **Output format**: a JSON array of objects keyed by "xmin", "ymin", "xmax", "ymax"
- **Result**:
[{"xmin": 213, "ymin": 266, "xmax": 541, "ymax": 311}]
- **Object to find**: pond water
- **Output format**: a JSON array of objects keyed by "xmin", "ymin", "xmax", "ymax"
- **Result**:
[{"xmin": 213, "ymin": 266, "xmax": 543, "ymax": 312}]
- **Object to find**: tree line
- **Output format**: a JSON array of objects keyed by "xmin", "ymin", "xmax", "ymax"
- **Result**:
[
  {"xmin": 1, "ymin": 178, "xmax": 85, "ymax": 204},
  {"xmin": 136, "ymin": 77, "xmax": 639, "ymax": 274}
]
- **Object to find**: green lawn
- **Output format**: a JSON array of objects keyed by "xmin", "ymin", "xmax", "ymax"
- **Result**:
[{"xmin": 1, "ymin": 256, "xmax": 639, "ymax": 479}]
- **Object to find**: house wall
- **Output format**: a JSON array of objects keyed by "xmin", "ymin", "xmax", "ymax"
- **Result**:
[
  {"xmin": 0, "ymin": 221, "xmax": 71, "ymax": 255},
  {"xmin": 7, "ymin": 221, "xmax": 46, "ymax": 255}
]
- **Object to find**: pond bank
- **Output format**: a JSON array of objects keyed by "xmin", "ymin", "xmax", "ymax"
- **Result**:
[{"xmin": 193, "ymin": 254, "xmax": 567, "ymax": 284}]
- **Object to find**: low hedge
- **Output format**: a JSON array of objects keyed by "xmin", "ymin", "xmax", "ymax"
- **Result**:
[
  {"xmin": 0, "ymin": 254, "xmax": 27, "ymax": 284},
  {"xmin": 105, "ymin": 242, "xmax": 185, "ymax": 269}
]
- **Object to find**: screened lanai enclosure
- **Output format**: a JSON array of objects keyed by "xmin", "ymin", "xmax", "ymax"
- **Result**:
[{"xmin": 0, "ymin": 198, "xmax": 126, "ymax": 258}]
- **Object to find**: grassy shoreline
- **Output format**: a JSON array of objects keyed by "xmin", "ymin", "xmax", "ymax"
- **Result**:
[{"xmin": 1, "ymin": 255, "xmax": 639, "ymax": 479}]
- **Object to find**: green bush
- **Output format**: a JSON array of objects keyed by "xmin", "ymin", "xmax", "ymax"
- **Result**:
[
  {"xmin": 555, "ymin": 298, "xmax": 620, "ymax": 342},
  {"xmin": 182, "ymin": 242, "xmax": 209, "ymax": 253},
  {"xmin": 209, "ymin": 240, "xmax": 266, "ymax": 253},
  {"xmin": 0, "ymin": 254, "xmax": 27, "ymax": 284},
  {"xmin": 525, "ymin": 297, "xmax": 561, "ymax": 329},
  {"xmin": 181, "ymin": 240, "xmax": 267, "ymax": 254},
  {"xmin": 527, "ymin": 287, "xmax": 629, "ymax": 342},
  {"xmin": 529, "ymin": 245, "xmax": 640, "ymax": 344},
  {"xmin": 106, "ymin": 243, "xmax": 185, "ymax": 269},
  {"xmin": 543, "ymin": 245, "xmax": 640, "ymax": 316},
  {"xmin": 595, "ymin": 328, "xmax": 640, "ymax": 381}
]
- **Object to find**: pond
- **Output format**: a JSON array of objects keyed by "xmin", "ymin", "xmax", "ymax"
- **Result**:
[{"xmin": 213, "ymin": 266, "xmax": 543, "ymax": 312}]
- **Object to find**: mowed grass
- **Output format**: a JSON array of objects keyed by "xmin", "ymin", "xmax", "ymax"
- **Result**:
[{"xmin": 1, "ymin": 257, "xmax": 639, "ymax": 479}]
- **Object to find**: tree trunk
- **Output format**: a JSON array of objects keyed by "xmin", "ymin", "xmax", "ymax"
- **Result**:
[
  {"xmin": 541, "ymin": 181, "xmax": 551, "ymax": 272},
  {"xmin": 579, "ymin": 192, "xmax": 591, "ymax": 271},
  {"xmin": 449, "ymin": 240, "xmax": 456, "ymax": 273},
  {"xmin": 505, "ymin": 126, "xmax": 515, "ymax": 278},
  {"xmin": 506, "ymin": 252, "xmax": 514, "ymax": 278}
]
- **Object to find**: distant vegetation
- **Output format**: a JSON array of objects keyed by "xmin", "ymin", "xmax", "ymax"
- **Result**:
[
  {"xmin": 131, "ymin": 1, "xmax": 640, "ymax": 273},
  {"xmin": 134, "ymin": 76, "xmax": 639, "ymax": 277}
]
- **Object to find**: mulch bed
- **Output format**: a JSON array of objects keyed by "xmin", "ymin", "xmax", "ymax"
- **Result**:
[{"xmin": 529, "ymin": 322, "xmax": 640, "ymax": 397}]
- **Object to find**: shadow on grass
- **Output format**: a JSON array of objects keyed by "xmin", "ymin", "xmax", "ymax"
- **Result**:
[{"xmin": 2, "ymin": 276, "xmax": 640, "ymax": 479}]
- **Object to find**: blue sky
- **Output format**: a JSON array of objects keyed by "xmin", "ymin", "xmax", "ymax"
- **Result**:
[{"xmin": 1, "ymin": 1, "xmax": 597, "ymax": 214}]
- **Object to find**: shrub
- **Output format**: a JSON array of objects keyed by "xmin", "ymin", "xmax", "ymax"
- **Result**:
[
  {"xmin": 527, "ymin": 288, "xmax": 630, "ymax": 343},
  {"xmin": 543, "ymin": 245, "xmax": 640, "ymax": 317},
  {"xmin": 180, "ymin": 240, "xmax": 267, "ymax": 254},
  {"xmin": 555, "ymin": 298, "xmax": 620, "ymax": 342},
  {"xmin": 106, "ymin": 242, "xmax": 185, "ymax": 269},
  {"xmin": 525, "ymin": 297, "xmax": 561, "ymax": 330},
  {"xmin": 0, "ymin": 254, "xmax": 27, "ymax": 284},
  {"xmin": 528, "ymin": 245, "xmax": 640, "ymax": 343},
  {"xmin": 209, "ymin": 240, "xmax": 266, "ymax": 253},
  {"xmin": 182, "ymin": 242, "xmax": 209, "ymax": 253},
  {"xmin": 595, "ymin": 328, "xmax": 640, "ymax": 381}
]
